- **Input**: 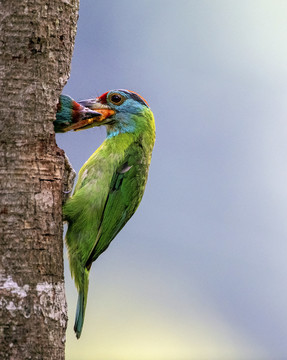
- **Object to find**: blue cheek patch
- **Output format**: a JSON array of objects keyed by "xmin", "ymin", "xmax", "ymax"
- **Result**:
[
  {"xmin": 107, "ymin": 120, "xmax": 136, "ymax": 138},
  {"xmin": 105, "ymin": 91, "xmax": 148, "ymax": 138}
]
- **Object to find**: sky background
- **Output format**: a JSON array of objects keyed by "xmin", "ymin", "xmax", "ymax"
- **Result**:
[{"xmin": 56, "ymin": 1, "xmax": 287, "ymax": 359}]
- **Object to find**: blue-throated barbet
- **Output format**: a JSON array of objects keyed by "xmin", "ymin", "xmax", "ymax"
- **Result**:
[{"xmin": 54, "ymin": 89, "xmax": 156, "ymax": 338}]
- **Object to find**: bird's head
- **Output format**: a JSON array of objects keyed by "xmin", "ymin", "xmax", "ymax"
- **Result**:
[
  {"xmin": 78, "ymin": 89, "xmax": 154, "ymax": 137},
  {"xmin": 56, "ymin": 89, "xmax": 154, "ymax": 136}
]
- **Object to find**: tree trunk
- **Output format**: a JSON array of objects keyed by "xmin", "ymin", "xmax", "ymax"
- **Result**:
[{"xmin": 0, "ymin": 1, "xmax": 79, "ymax": 359}]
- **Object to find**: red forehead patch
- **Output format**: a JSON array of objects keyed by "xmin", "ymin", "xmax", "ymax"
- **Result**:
[{"xmin": 98, "ymin": 92, "xmax": 108, "ymax": 103}]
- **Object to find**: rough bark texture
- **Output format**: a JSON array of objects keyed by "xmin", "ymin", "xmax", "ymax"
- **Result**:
[{"xmin": 0, "ymin": 1, "xmax": 79, "ymax": 359}]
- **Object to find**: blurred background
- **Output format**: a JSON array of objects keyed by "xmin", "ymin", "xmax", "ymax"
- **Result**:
[{"xmin": 56, "ymin": 1, "xmax": 287, "ymax": 359}]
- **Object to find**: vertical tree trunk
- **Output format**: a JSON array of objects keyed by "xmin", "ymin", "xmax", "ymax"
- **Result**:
[{"xmin": 0, "ymin": 1, "xmax": 79, "ymax": 359}]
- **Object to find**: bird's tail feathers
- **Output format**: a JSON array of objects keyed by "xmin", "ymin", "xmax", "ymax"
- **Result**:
[{"xmin": 74, "ymin": 268, "xmax": 89, "ymax": 339}]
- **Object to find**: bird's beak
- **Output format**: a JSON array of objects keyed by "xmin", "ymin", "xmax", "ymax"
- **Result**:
[
  {"xmin": 77, "ymin": 99, "xmax": 115, "ymax": 126},
  {"xmin": 61, "ymin": 109, "xmax": 105, "ymax": 132}
]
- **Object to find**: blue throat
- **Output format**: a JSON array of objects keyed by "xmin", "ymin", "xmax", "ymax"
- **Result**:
[{"xmin": 106, "ymin": 119, "xmax": 136, "ymax": 139}]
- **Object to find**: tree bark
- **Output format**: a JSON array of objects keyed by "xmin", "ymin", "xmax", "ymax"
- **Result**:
[{"xmin": 0, "ymin": 1, "xmax": 79, "ymax": 359}]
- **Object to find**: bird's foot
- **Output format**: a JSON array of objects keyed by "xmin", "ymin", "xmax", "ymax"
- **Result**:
[{"xmin": 62, "ymin": 153, "xmax": 76, "ymax": 205}]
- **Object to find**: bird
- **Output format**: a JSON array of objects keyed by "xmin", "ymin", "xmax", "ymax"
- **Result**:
[{"xmin": 54, "ymin": 89, "xmax": 156, "ymax": 338}]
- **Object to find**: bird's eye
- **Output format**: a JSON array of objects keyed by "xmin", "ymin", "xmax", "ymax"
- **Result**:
[{"xmin": 109, "ymin": 93, "xmax": 125, "ymax": 105}]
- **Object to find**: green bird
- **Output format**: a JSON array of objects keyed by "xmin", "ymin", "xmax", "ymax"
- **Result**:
[{"xmin": 54, "ymin": 89, "xmax": 156, "ymax": 338}]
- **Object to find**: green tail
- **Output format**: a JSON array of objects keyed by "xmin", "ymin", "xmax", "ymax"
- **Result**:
[{"xmin": 74, "ymin": 269, "xmax": 89, "ymax": 339}]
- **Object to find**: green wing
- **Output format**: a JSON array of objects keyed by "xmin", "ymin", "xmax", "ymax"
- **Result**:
[
  {"xmin": 85, "ymin": 148, "xmax": 148, "ymax": 269},
  {"xmin": 64, "ymin": 139, "xmax": 149, "ymax": 285}
]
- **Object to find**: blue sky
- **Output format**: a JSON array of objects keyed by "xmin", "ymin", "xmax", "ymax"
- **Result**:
[{"xmin": 57, "ymin": 1, "xmax": 287, "ymax": 358}]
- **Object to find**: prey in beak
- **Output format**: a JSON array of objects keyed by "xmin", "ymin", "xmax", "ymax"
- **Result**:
[{"xmin": 54, "ymin": 95, "xmax": 115, "ymax": 133}]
